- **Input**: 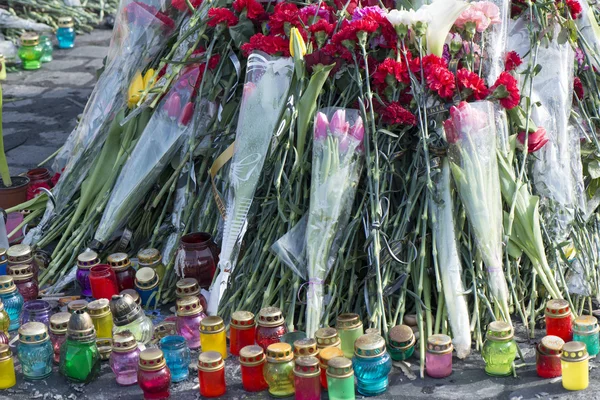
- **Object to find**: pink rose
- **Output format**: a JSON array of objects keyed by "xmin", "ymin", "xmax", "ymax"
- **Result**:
[
  {"xmin": 314, "ymin": 112, "xmax": 329, "ymax": 141},
  {"xmin": 517, "ymin": 127, "xmax": 549, "ymax": 153}
]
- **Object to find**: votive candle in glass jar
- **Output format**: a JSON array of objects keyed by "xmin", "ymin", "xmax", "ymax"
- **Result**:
[
  {"xmin": 176, "ymin": 278, "xmax": 200, "ymax": 299},
  {"xmin": 545, "ymin": 299, "xmax": 573, "ymax": 342},
  {"xmin": 0, "ymin": 248, "xmax": 7, "ymax": 275},
  {"xmin": 159, "ymin": 335, "xmax": 190, "ymax": 382},
  {"xmin": 135, "ymin": 267, "xmax": 159, "ymax": 307},
  {"xmin": 97, "ymin": 338, "xmax": 112, "ymax": 362},
  {"xmin": 0, "ymin": 299, "xmax": 10, "ymax": 334},
  {"xmin": 138, "ymin": 348, "xmax": 171, "ymax": 400},
  {"xmin": 10, "ymin": 264, "xmax": 38, "ymax": 302},
  {"xmin": 294, "ymin": 338, "xmax": 319, "ymax": 359},
  {"xmin": 152, "ymin": 321, "xmax": 177, "ymax": 346},
  {"xmin": 108, "ymin": 253, "xmax": 136, "ymax": 292},
  {"xmin": 572, "ymin": 315, "xmax": 599, "ymax": 356},
  {"xmin": 482, "ymin": 321, "xmax": 517, "ymax": 377},
  {"xmin": 175, "ymin": 296, "xmax": 205, "ymax": 349},
  {"xmin": 536, "ymin": 335, "xmax": 564, "ymax": 378},
  {"xmin": 59, "ymin": 310, "xmax": 100, "ymax": 383},
  {"xmin": 561, "ymin": 341, "xmax": 589, "ymax": 391},
  {"xmin": 294, "ymin": 356, "xmax": 321, "ymax": 400},
  {"xmin": 87, "ymin": 298, "xmax": 113, "ymax": 339},
  {"xmin": 0, "ymin": 275, "xmax": 24, "ymax": 331},
  {"xmin": 18, "ymin": 321, "xmax": 53, "ymax": 380},
  {"xmin": 318, "ymin": 346, "xmax": 344, "ymax": 389},
  {"xmin": 352, "ymin": 334, "xmax": 391, "ymax": 396},
  {"xmin": 179, "ymin": 232, "xmax": 219, "ymax": 288},
  {"xmin": 77, "ymin": 251, "xmax": 99, "ymax": 297},
  {"xmin": 387, "ymin": 325, "xmax": 415, "ymax": 361},
  {"xmin": 425, "ymin": 334, "xmax": 453, "ymax": 378},
  {"xmin": 200, "ymin": 316, "xmax": 227, "ymax": 359},
  {"xmin": 110, "ymin": 331, "xmax": 140, "ymax": 386},
  {"xmin": 40, "ymin": 35, "xmax": 53, "ymax": 63},
  {"xmin": 264, "ymin": 342, "xmax": 295, "ymax": 398},
  {"xmin": 49, "ymin": 312, "xmax": 70, "ymax": 364},
  {"xmin": 7, "ymin": 244, "xmax": 36, "ymax": 277},
  {"xmin": 121, "ymin": 289, "xmax": 141, "ymax": 306},
  {"xmin": 56, "ymin": 17, "xmax": 76, "ymax": 49},
  {"xmin": 20, "ymin": 299, "xmax": 51, "ymax": 327},
  {"xmin": 326, "ymin": 356, "xmax": 355, "ymax": 400},
  {"xmin": 18, "ymin": 32, "xmax": 43, "ymax": 70},
  {"xmin": 239, "ymin": 345, "xmax": 269, "ymax": 392},
  {"xmin": 0, "ymin": 344, "xmax": 16, "ymax": 389},
  {"xmin": 316, "ymin": 327, "xmax": 341, "ymax": 351},
  {"xmin": 336, "ymin": 313, "xmax": 363, "ymax": 359},
  {"xmin": 198, "ymin": 351, "xmax": 227, "ymax": 397},
  {"xmin": 256, "ymin": 306, "xmax": 288, "ymax": 351},
  {"xmin": 138, "ymin": 248, "xmax": 166, "ymax": 283},
  {"xmin": 230, "ymin": 310, "xmax": 256, "ymax": 356},
  {"xmin": 110, "ymin": 294, "xmax": 153, "ymax": 345},
  {"xmin": 90, "ymin": 264, "xmax": 119, "ymax": 300},
  {"xmin": 67, "ymin": 299, "xmax": 89, "ymax": 314}
]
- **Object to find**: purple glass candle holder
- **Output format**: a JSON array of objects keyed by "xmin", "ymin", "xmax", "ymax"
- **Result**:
[{"xmin": 20, "ymin": 300, "xmax": 52, "ymax": 327}]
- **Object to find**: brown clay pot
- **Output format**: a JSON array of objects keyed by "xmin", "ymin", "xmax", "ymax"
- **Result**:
[{"xmin": 0, "ymin": 176, "xmax": 30, "ymax": 209}]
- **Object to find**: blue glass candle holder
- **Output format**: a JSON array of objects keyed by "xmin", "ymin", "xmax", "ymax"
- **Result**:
[
  {"xmin": 573, "ymin": 315, "xmax": 600, "ymax": 357},
  {"xmin": 352, "ymin": 334, "xmax": 392, "ymax": 397},
  {"xmin": 135, "ymin": 267, "xmax": 159, "ymax": 308},
  {"xmin": 159, "ymin": 335, "xmax": 190, "ymax": 382},
  {"xmin": 56, "ymin": 17, "xmax": 76, "ymax": 49},
  {"xmin": 0, "ymin": 249, "xmax": 7, "ymax": 275},
  {"xmin": 18, "ymin": 322, "xmax": 53, "ymax": 380},
  {"xmin": 0, "ymin": 276, "xmax": 24, "ymax": 331}
]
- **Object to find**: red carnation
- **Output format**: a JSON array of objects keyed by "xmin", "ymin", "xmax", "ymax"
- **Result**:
[
  {"xmin": 208, "ymin": 8, "xmax": 239, "ymax": 27},
  {"xmin": 426, "ymin": 65, "xmax": 456, "ymax": 99},
  {"xmin": 232, "ymin": 0, "xmax": 264, "ymax": 20},
  {"xmin": 574, "ymin": 76, "xmax": 584, "ymax": 99},
  {"xmin": 269, "ymin": 3, "xmax": 301, "ymax": 35},
  {"xmin": 379, "ymin": 102, "xmax": 417, "ymax": 126},
  {"xmin": 456, "ymin": 68, "xmax": 489, "ymax": 100},
  {"xmin": 309, "ymin": 19, "xmax": 335, "ymax": 36},
  {"xmin": 421, "ymin": 54, "xmax": 448, "ymax": 74},
  {"xmin": 490, "ymin": 72, "xmax": 520, "ymax": 109},
  {"xmin": 171, "ymin": 0, "xmax": 201, "ymax": 12},
  {"xmin": 505, "ymin": 51, "xmax": 523, "ymax": 72},
  {"xmin": 372, "ymin": 59, "xmax": 404, "ymax": 90},
  {"xmin": 240, "ymin": 34, "xmax": 290, "ymax": 57},
  {"xmin": 565, "ymin": 0, "xmax": 582, "ymax": 19}
]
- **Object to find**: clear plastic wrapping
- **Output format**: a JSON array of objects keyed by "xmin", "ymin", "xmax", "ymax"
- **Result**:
[{"xmin": 483, "ymin": 0, "xmax": 510, "ymax": 83}]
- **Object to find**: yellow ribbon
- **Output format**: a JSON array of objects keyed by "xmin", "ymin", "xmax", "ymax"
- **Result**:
[{"xmin": 209, "ymin": 142, "xmax": 236, "ymax": 219}]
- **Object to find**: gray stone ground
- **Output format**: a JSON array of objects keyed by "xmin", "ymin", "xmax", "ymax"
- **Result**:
[{"xmin": 3, "ymin": 29, "xmax": 600, "ymax": 400}]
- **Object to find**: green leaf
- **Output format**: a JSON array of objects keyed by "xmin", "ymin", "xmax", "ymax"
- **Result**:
[
  {"xmin": 229, "ymin": 16, "xmax": 255, "ymax": 50},
  {"xmin": 588, "ymin": 160, "xmax": 600, "ymax": 179}
]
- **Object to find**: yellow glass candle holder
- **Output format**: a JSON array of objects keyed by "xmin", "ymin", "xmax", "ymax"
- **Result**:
[
  {"xmin": 87, "ymin": 299, "xmax": 113, "ymax": 339},
  {"xmin": 200, "ymin": 316, "xmax": 227, "ymax": 359},
  {"xmin": 561, "ymin": 341, "xmax": 589, "ymax": 391},
  {"xmin": 0, "ymin": 344, "xmax": 16, "ymax": 389}
]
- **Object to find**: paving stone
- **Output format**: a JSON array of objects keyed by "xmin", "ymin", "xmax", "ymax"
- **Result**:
[
  {"xmin": 86, "ymin": 58, "xmax": 106, "ymax": 70},
  {"xmin": 66, "ymin": 45, "xmax": 109, "ymax": 59},
  {"xmin": 39, "ymin": 130, "xmax": 72, "ymax": 147},
  {"xmin": 6, "ymin": 145, "xmax": 57, "ymax": 167},
  {"xmin": 3, "ymin": 111, "xmax": 58, "ymax": 126},
  {"xmin": 2, "ymin": 84, "xmax": 46, "ymax": 98},
  {"xmin": 37, "ymin": 58, "xmax": 88, "ymax": 71},
  {"xmin": 22, "ymin": 71, "xmax": 95, "ymax": 87}
]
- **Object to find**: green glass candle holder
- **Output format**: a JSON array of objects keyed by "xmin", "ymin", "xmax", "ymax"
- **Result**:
[
  {"xmin": 572, "ymin": 315, "xmax": 599, "ymax": 357},
  {"xmin": 387, "ymin": 325, "xmax": 415, "ymax": 362}
]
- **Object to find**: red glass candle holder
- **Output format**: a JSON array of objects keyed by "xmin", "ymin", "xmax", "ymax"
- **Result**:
[
  {"xmin": 230, "ymin": 311, "xmax": 256, "ymax": 356},
  {"xmin": 318, "ymin": 347, "xmax": 343, "ymax": 389},
  {"xmin": 138, "ymin": 349, "xmax": 171, "ymax": 400},
  {"xmin": 89, "ymin": 265, "xmax": 119, "ymax": 300},
  {"xmin": 239, "ymin": 345, "xmax": 269, "ymax": 392},
  {"xmin": 294, "ymin": 356, "xmax": 321, "ymax": 400},
  {"xmin": 536, "ymin": 335, "xmax": 564, "ymax": 378},
  {"xmin": 198, "ymin": 351, "xmax": 226, "ymax": 397},
  {"xmin": 545, "ymin": 300, "xmax": 572, "ymax": 342},
  {"xmin": 108, "ymin": 253, "xmax": 136, "ymax": 292},
  {"xmin": 179, "ymin": 233, "xmax": 220, "ymax": 289},
  {"xmin": 256, "ymin": 307, "xmax": 288, "ymax": 351}
]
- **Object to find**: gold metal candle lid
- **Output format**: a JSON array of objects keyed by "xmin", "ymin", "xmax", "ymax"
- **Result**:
[
  {"xmin": 198, "ymin": 351, "xmax": 224, "ymax": 372},
  {"xmin": 77, "ymin": 250, "xmax": 100, "ymax": 270},
  {"xmin": 107, "ymin": 253, "xmax": 131, "ymax": 272},
  {"xmin": 266, "ymin": 342, "xmax": 293, "ymax": 363},
  {"xmin": 68, "ymin": 299, "xmax": 89, "ymax": 313},
  {"xmin": 121, "ymin": 289, "xmax": 141, "ymax": 305},
  {"xmin": 0, "ymin": 276, "xmax": 16, "ymax": 294},
  {"xmin": 176, "ymin": 296, "xmax": 204, "ymax": 317},
  {"xmin": 486, "ymin": 321, "xmax": 514, "ymax": 341},
  {"xmin": 110, "ymin": 294, "xmax": 145, "ymax": 326},
  {"xmin": 258, "ymin": 306, "xmax": 285, "ymax": 327},
  {"xmin": 152, "ymin": 321, "xmax": 177, "ymax": 344},
  {"xmin": 318, "ymin": 346, "xmax": 344, "ymax": 368},
  {"xmin": 239, "ymin": 345, "xmax": 266, "ymax": 366},
  {"xmin": 112, "ymin": 331, "xmax": 137, "ymax": 352},
  {"xmin": 388, "ymin": 325, "xmax": 415, "ymax": 349},
  {"xmin": 135, "ymin": 267, "xmax": 159, "ymax": 289},
  {"xmin": 0, "ymin": 344, "xmax": 12, "ymax": 362},
  {"xmin": 58, "ymin": 17, "xmax": 74, "ymax": 27},
  {"xmin": 200, "ymin": 316, "xmax": 225, "ymax": 334},
  {"xmin": 336, "ymin": 313, "xmax": 363, "ymax": 330},
  {"xmin": 97, "ymin": 338, "xmax": 113, "ymax": 360},
  {"xmin": 7, "ymin": 244, "xmax": 32, "ymax": 263},
  {"xmin": 427, "ymin": 334, "xmax": 453, "ymax": 354},
  {"xmin": 0, "ymin": 248, "xmax": 6, "ymax": 260},
  {"xmin": 561, "ymin": 341, "xmax": 588, "ymax": 362},
  {"xmin": 294, "ymin": 338, "xmax": 319, "ymax": 358},
  {"xmin": 139, "ymin": 348, "xmax": 166, "ymax": 371},
  {"xmin": 19, "ymin": 321, "xmax": 49, "ymax": 344},
  {"xmin": 8, "ymin": 264, "xmax": 33, "ymax": 281},
  {"xmin": 573, "ymin": 315, "xmax": 599, "ymax": 335},
  {"xmin": 365, "ymin": 328, "xmax": 380, "ymax": 335},
  {"xmin": 326, "ymin": 356, "xmax": 353, "ymax": 378},
  {"xmin": 538, "ymin": 335, "xmax": 564, "ymax": 356},
  {"xmin": 545, "ymin": 299, "xmax": 570, "ymax": 318},
  {"xmin": 231, "ymin": 310, "xmax": 255, "ymax": 329},
  {"xmin": 50, "ymin": 312, "xmax": 71, "ymax": 334},
  {"xmin": 354, "ymin": 334, "xmax": 387, "ymax": 358},
  {"xmin": 176, "ymin": 278, "xmax": 200, "ymax": 298},
  {"xmin": 294, "ymin": 356, "xmax": 320, "ymax": 377},
  {"xmin": 138, "ymin": 248, "xmax": 161, "ymax": 265},
  {"xmin": 315, "ymin": 327, "xmax": 341, "ymax": 349},
  {"xmin": 67, "ymin": 310, "xmax": 96, "ymax": 342},
  {"xmin": 87, "ymin": 298, "xmax": 111, "ymax": 318}
]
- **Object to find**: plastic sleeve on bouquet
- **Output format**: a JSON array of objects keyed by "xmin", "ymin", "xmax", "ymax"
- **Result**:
[
  {"xmin": 483, "ymin": 0, "xmax": 510, "ymax": 83},
  {"xmin": 207, "ymin": 52, "xmax": 294, "ymax": 316},
  {"xmin": 575, "ymin": 0, "xmax": 600, "ymax": 70}
]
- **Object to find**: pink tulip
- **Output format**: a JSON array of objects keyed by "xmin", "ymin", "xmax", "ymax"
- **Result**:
[
  {"xmin": 178, "ymin": 102, "xmax": 194, "ymax": 126},
  {"xmin": 314, "ymin": 112, "xmax": 329, "ymax": 141},
  {"xmin": 517, "ymin": 127, "xmax": 549, "ymax": 153},
  {"xmin": 164, "ymin": 92, "xmax": 181, "ymax": 120},
  {"xmin": 349, "ymin": 117, "xmax": 364, "ymax": 142},
  {"xmin": 329, "ymin": 109, "xmax": 349, "ymax": 138},
  {"xmin": 443, "ymin": 118, "xmax": 459, "ymax": 144}
]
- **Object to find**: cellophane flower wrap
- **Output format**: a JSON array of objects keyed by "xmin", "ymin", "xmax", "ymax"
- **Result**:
[
  {"xmin": 305, "ymin": 108, "xmax": 364, "ymax": 337},
  {"xmin": 207, "ymin": 52, "xmax": 294, "ymax": 315},
  {"xmin": 94, "ymin": 66, "xmax": 202, "ymax": 244},
  {"xmin": 445, "ymin": 101, "xmax": 510, "ymax": 320},
  {"xmin": 50, "ymin": 0, "xmax": 176, "ymax": 214}
]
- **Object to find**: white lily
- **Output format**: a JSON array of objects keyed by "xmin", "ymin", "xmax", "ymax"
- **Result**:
[{"xmin": 424, "ymin": 0, "xmax": 469, "ymax": 56}]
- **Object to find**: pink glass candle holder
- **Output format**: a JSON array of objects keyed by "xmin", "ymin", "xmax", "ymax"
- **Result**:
[{"xmin": 425, "ymin": 334, "xmax": 453, "ymax": 378}]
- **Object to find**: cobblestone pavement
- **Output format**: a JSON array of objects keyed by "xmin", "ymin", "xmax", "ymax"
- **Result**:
[{"xmin": 3, "ymin": 29, "xmax": 600, "ymax": 400}]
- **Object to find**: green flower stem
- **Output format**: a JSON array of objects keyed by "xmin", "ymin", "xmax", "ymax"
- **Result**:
[{"xmin": 0, "ymin": 82, "xmax": 11, "ymax": 187}]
